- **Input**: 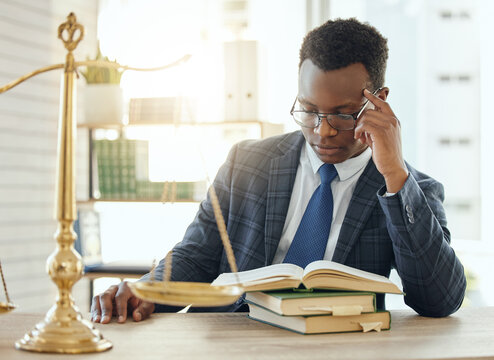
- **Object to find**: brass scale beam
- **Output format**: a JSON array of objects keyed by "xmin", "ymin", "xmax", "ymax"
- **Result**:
[{"xmin": 0, "ymin": 12, "xmax": 191, "ymax": 354}]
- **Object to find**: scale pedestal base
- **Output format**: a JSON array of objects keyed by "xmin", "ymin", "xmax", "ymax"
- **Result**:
[{"xmin": 15, "ymin": 304, "xmax": 112, "ymax": 354}]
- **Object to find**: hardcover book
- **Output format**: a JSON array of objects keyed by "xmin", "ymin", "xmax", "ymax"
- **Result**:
[
  {"xmin": 212, "ymin": 260, "xmax": 402, "ymax": 294},
  {"xmin": 244, "ymin": 289, "xmax": 376, "ymax": 316},
  {"xmin": 248, "ymin": 303, "xmax": 391, "ymax": 335}
]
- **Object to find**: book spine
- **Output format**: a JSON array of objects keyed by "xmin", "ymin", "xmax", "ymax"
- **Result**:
[
  {"xmin": 109, "ymin": 139, "xmax": 121, "ymax": 200},
  {"xmin": 128, "ymin": 140, "xmax": 138, "ymax": 200},
  {"xmin": 151, "ymin": 181, "xmax": 165, "ymax": 200},
  {"xmin": 97, "ymin": 140, "xmax": 112, "ymax": 199},
  {"xmin": 119, "ymin": 138, "xmax": 129, "ymax": 200},
  {"xmin": 92, "ymin": 140, "xmax": 102, "ymax": 199}
]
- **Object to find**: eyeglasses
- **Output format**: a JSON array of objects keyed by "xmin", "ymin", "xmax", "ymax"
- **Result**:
[{"xmin": 290, "ymin": 88, "xmax": 382, "ymax": 130}]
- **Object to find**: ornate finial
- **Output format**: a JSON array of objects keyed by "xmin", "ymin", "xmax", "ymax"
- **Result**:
[{"xmin": 58, "ymin": 12, "xmax": 84, "ymax": 52}]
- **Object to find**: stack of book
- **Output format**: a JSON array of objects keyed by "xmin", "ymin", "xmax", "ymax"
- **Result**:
[
  {"xmin": 212, "ymin": 260, "xmax": 401, "ymax": 334},
  {"xmin": 129, "ymin": 96, "xmax": 197, "ymax": 124},
  {"xmin": 92, "ymin": 138, "xmax": 207, "ymax": 201},
  {"xmin": 93, "ymin": 138, "xmax": 148, "ymax": 200}
]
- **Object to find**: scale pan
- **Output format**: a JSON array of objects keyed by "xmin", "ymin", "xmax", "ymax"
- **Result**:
[
  {"xmin": 0, "ymin": 301, "xmax": 15, "ymax": 314},
  {"xmin": 128, "ymin": 281, "xmax": 243, "ymax": 307}
]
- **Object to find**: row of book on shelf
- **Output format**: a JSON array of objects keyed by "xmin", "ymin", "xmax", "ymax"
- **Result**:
[
  {"xmin": 211, "ymin": 260, "xmax": 402, "ymax": 334},
  {"xmin": 92, "ymin": 138, "xmax": 207, "ymax": 201}
]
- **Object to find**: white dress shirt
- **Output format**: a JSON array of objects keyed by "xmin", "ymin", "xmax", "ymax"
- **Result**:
[{"xmin": 271, "ymin": 142, "xmax": 372, "ymax": 264}]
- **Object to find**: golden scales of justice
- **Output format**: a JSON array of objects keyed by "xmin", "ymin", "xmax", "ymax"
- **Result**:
[
  {"xmin": 0, "ymin": 13, "xmax": 243, "ymax": 354},
  {"xmin": 0, "ymin": 260, "xmax": 16, "ymax": 314}
]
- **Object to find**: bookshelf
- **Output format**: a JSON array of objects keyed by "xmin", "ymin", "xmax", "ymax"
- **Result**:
[
  {"xmin": 78, "ymin": 120, "xmax": 283, "ymax": 137},
  {"xmin": 74, "ymin": 119, "xmax": 286, "ymax": 303},
  {"xmin": 78, "ymin": 199, "xmax": 199, "ymax": 204},
  {"xmin": 78, "ymin": 120, "xmax": 284, "ymax": 204}
]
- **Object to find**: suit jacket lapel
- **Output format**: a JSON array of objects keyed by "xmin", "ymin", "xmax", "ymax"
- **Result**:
[
  {"xmin": 332, "ymin": 159, "xmax": 385, "ymax": 264},
  {"xmin": 264, "ymin": 132, "xmax": 304, "ymax": 265}
]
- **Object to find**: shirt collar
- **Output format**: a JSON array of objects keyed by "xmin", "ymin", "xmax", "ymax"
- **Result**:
[{"xmin": 305, "ymin": 141, "xmax": 372, "ymax": 181}]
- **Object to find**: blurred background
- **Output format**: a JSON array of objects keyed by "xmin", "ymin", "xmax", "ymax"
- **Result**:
[{"xmin": 0, "ymin": 0, "xmax": 492, "ymax": 312}]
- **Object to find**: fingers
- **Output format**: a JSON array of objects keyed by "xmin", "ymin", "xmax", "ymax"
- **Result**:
[
  {"xmin": 99, "ymin": 284, "xmax": 119, "ymax": 323},
  {"xmin": 363, "ymin": 88, "xmax": 393, "ymax": 114},
  {"xmin": 90, "ymin": 284, "xmax": 119, "ymax": 324},
  {"xmin": 90, "ymin": 294, "xmax": 102, "ymax": 323},
  {"xmin": 354, "ymin": 112, "xmax": 382, "ymax": 141},
  {"xmin": 90, "ymin": 282, "xmax": 154, "ymax": 324},
  {"xmin": 354, "ymin": 109, "xmax": 399, "ymax": 141},
  {"xmin": 115, "ymin": 282, "xmax": 133, "ymax": 323},
  {"xmin": 133, "ymin": 300, "xmax": 155, "ymax": 322}
]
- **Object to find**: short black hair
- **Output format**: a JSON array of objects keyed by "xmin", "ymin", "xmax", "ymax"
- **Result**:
[{"xmin": 299, "ymin": 18, "xmax": 388, "ymax": 89}]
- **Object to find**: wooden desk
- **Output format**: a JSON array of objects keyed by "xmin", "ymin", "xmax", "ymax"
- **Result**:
[{"xmin": 1, "ymin": 307, "xmax": 493, "ymax": 359}]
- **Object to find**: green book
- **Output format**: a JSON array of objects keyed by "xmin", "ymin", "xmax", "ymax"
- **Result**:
[
  {"xmin": 127, "ymin": 151, "xmax": 137, "ymax": 200},
  {"xmin": 247, "ymin": 303, "xmax": 390, "ymax": 335},
  {"xmin": 151, "ymin": 181, "xmax": 165, "ymax": 200},
  {"xmin": 176, "ymin": 182, "xmax": 194, "ymax": 200},
  {"xmin": 109, "ymin": 139, "xmax": 121, "ymax": 199},
  {"xmin": 119, "ymin": 138, "xmax": 130, "ymax": 200},
  {"xmin": 127, "ymin": 140, "xmax": 141, "ymax": 200},
  {"xmin": 95, "ymin": 139, "xmax": 112, "ymax": 199},
  {"xmin": 245, "ymin": 289, "xmax": 376, "ymax": 316}
]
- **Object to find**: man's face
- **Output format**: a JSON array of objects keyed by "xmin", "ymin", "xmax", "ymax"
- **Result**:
[{"xmin": 298, "ymin": 59, "xmax": 381, "ymax": 164}]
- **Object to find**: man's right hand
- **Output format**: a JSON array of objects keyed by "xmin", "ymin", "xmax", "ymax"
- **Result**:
[{"xmin": 91, "ymin": 281, "xmax": 155, "ymax": 324}]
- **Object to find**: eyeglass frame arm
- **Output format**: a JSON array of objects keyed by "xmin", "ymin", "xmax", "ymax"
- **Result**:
[{"xmin": 290, "ymin": 87, "xmax": 383, "ymax": 129}]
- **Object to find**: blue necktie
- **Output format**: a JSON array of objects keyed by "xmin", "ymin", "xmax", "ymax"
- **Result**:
[{"xmin": 283, "ymin": 163, "xmax": 338, "ymax": 268}]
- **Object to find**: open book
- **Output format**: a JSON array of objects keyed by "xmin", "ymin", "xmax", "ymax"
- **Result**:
[{"xmin": 211, "ymin": 260, "xmax": 402, "ymax": 294}]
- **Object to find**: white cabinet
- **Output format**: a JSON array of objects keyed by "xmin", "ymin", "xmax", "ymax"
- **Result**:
[
  {"xmin": 223, "ymin": 40, "xmax": 266, "ymax": 121},
  {"xmin": 418, "ymin": 0, "xmax": 480, "ymax": 240}
]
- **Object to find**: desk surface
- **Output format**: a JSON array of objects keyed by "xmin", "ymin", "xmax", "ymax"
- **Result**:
[{"xmin": 1, "ymin": 307, "xmax": 493, "ymax": 360}]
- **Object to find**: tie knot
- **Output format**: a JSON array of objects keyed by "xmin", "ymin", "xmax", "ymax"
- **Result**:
[{"xmin": 318, "ymin": 163, "xmax": 337, "ymax": 184}]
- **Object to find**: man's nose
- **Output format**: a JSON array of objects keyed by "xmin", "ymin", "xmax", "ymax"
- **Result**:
[{"xmin": 315, "ymin": 116, "xmax": 338, "ymax": 137}]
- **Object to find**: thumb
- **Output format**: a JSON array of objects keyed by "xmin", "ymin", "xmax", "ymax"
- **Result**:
[{"xmin": 133, "ymin": 300, "xmax": 155, "ymax": 322}]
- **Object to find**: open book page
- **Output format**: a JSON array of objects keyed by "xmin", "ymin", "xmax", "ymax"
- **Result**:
[
  {"xmin": 303, "ymin": 260, "xmax": 401, "ymax": 291},
  {"xmin": 211, "ymin": 263, "xmax": 303, "ymax": 287}
]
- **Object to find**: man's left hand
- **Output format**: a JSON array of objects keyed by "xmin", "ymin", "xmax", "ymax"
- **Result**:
[{"xmin": 354, "ymin": 88, "xmax": 408, "ymax": 193}]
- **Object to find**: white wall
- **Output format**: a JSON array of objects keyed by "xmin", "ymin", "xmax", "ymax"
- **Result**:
[
  {"xmin": 329, "ymin": 0, "xmax": 494, "ymax": 307},
  {"xmin": 0, "ymin": 0, "xmax": 98, "ymax": 312},
  {"xmin": 479, "ymin": 0, "xmax": 494, "ymax": 248},
  {"xmin": 247, "ymin": 0, "xmax": 307, "ymax": 130}
]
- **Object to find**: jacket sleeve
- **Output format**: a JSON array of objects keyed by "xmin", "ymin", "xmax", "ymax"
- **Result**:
[{"xmin": 377, "ymin": 173, "xmax": 466, "ymax": 317}]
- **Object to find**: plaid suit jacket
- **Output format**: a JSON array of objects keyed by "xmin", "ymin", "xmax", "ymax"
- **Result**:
[{"xmin": 152, "ymin": 131, "xmax": 466, "ymax": 317}]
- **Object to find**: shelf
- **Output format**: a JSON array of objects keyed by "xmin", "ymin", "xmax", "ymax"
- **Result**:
[
  {"xmin": 78, "ymin": 198, "xmax": 201, "ymax": 204},
  {"xmin": 78, "ymin": 120, "xmax": 284, "ymax": 139},
  {"xmin": 127, "ymin": 120, "xmax": 277, "ymax": 126},
  {"xmin": 78, "ymin": 120, "xmax": 282, "ymax": 128},
  {"xmin": 77, "ymin": 122, "xmax": 125, "ymax": 130},
  {"xmin": 78, "ymin": 120, "xmax": 283, "ymax": 205}
]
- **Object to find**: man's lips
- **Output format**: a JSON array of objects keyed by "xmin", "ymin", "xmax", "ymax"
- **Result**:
[{"xmin": 313, "ymin": 144, "xmax": 343, "ymax": 155}]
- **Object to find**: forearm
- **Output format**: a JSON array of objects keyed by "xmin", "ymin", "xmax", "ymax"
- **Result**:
[{"xmin": 378, "ymin": 174, "xmax": 466, "ymax": 317}]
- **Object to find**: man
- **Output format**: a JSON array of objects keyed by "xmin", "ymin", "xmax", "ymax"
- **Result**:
[{"xmin": 91, "ymin": 18, "xmax": 466, "ymax": 324}]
